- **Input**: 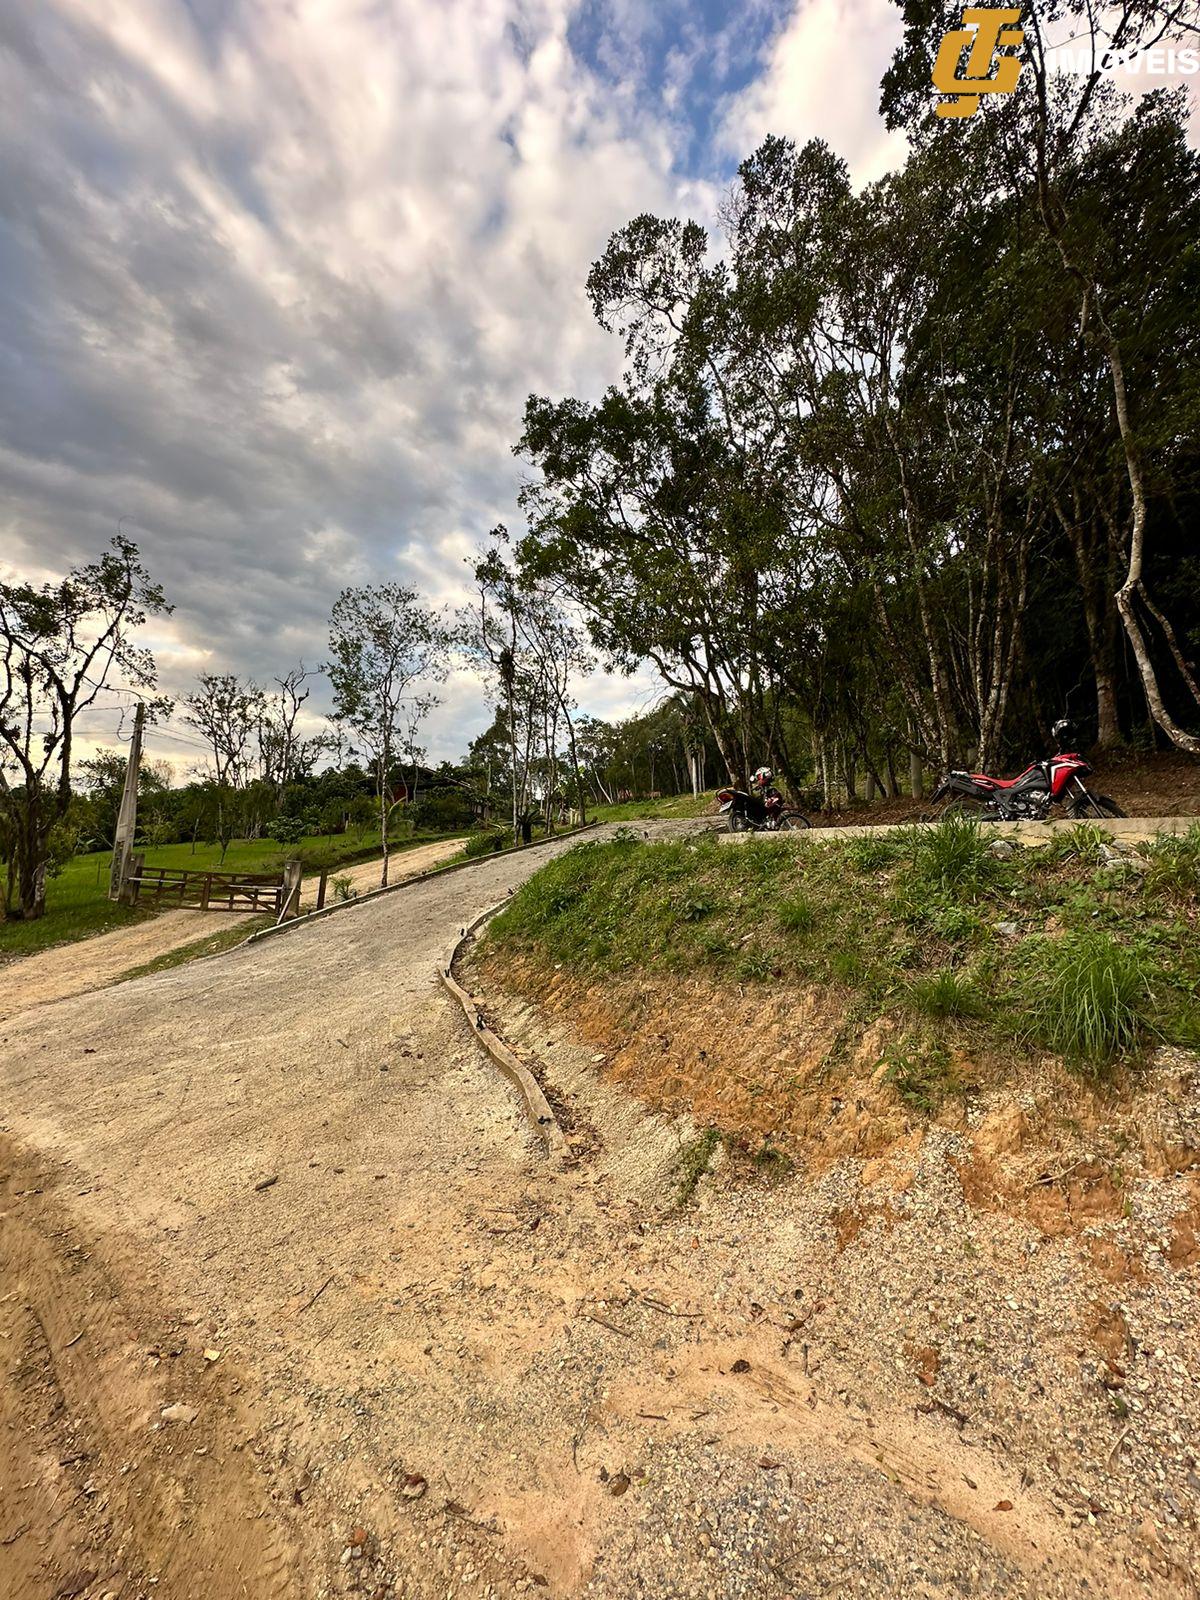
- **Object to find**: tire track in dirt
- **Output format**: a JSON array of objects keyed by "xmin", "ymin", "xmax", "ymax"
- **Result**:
[{"xmin": 0, "ymin": 1137, "xmax": 308, "ymax": 1600}]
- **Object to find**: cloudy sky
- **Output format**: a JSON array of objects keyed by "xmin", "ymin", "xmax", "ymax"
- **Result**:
[{"xmin": 0, "ymin": 0, "xmax": 909, "ymax": 771}]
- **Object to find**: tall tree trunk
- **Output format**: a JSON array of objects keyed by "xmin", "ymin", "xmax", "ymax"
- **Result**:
[
  {"xmin": 1102, "ymin": 333, "xmax": 1200, "ymax": 754},
  {"xmin": 1059, "ymin": 495, "xmax": 1123, "ymax": 749},
  {"xmin": 16, "ymin": 806, "xmax": 49, "ymax": 919},
  {"xmin": 1036, "ymin": 172, "xmax": 1199, "ymax": 755},
  {"xmin": 842, "ymin": 745, "xmax": 858, "ymax": 804},
  {"xmin": 379, "ymin": 760, "xmax": 391, "ymax": 889}
]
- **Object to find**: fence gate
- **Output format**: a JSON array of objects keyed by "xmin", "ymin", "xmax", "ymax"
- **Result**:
[{"xmin": 120, "ymin": 856, "xmax": 302, "ymax": 922}]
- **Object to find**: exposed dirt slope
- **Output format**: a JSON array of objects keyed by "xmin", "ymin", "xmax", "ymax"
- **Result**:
[
  {"xmin": 808, "ymin": 751, "xmax": 1199, "ymax": 827},
  {"xmin": 469, "ymin": 956, "xmax": 1200, "ymax": 1596}
]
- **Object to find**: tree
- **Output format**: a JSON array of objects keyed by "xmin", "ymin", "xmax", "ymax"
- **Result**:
[
  {"xmin": 182, "ymin": 672, "xmax": 265, "ymax": 860},
  {"xmin": 325, "ymin": 585, "xmax": 447, "ymax": 887},
  {"xmin": 882, "ymin": 0, "xmax": 1200, "ymax": 754},
  {"xmin": 461, "ymin": 531, "xmax": 594, "ymax": 832},
  {"xmin": 258, "ymin": 663, "xmax": 330, "ymax": 794},
  {"xmin": 0, "ymin": 536, "xmax": 170, "ymax": 919},
  {"xmin": 77, "ymin": 743, "xmax": 170, "ymax": 850},
  {"xmin": 518, "ymin": 97, "xmax": 1199, "ymax": 785}
]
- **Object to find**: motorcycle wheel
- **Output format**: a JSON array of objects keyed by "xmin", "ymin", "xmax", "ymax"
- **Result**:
[
  {"xmin": 728, "ymin": 813, "xmax": 747, "ymax": 833},
  {"xmin": 777, "ymin": 813, "xmax": 812, "ymax": 831},
  {"xmin": 1067, "ymin": 793, "xmax": 1126, "ymax": 820}
]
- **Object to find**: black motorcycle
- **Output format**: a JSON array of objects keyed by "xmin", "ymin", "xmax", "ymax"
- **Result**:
[{"xmin": 716, "ymin": 786, "xmax": 811, "ymax": 832}]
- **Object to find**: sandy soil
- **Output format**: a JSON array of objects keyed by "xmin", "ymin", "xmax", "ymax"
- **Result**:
[{"xmin": 0, "ymin": 822, "xmax": 1194, "ymax": 1599}]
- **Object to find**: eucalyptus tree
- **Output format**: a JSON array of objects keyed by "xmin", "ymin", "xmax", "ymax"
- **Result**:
[
  {"xmin": 882, "ymin": 0, "xmax": 1200, "ymax": 752},
  {"xmin": 463, "ymin": 531, "xmax": 593, "ymax": 830},
  {"xmin": 519, "ymin": 208, "xmax": 824, "ymax": 790},
  {"xmin": 520, "ymin": 66, "xmax": 1198, "ymax": 784}
]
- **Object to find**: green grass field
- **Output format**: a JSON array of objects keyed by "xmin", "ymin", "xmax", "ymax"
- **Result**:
[{"xmin": 0, "ymin": 829, "xmax": 461, "ymax": 964}]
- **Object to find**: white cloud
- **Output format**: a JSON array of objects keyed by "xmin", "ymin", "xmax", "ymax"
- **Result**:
[{"xmin": 720, "ymin": 0, "xmax": 908, "ymax": 186}]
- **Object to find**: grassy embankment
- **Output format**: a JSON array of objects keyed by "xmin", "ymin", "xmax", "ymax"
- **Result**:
[
  {"xmin": 588, "ymin": 791, "xmax": 719, "ymax": 824},
  {"xmin": 0, "ymin": 830, "xmax": 465, "ymax": 963},
  {"xmin": 485, "ymin": 817, "xmax": 1200, "ymax": 1129}
]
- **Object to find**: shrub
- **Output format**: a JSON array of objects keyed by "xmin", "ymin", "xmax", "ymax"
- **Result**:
[
  {"xmin": 318, "ymin": 798, "xmax": 348, "ymax": 837},
  {"xmin": 675, "ymin": 1128, "xmax": 721, "ymax": 1205},
  {"xmin": 409, "ymin": 791, "xmax": 477, "ymax": 834},
  {"xmin": 332, "ymin": 874, "xmax": 356, "ymax": 902},
  {"xmin": 679, "ymin": 891, "xmax": 718, "ymax": 921},
  {"xmin": 268, "ymin": 815, "xmax": 307, "ymax": 845},
  {"xmin": 465, "ymin": 828, "xmax": 512, "ymax": 858}
]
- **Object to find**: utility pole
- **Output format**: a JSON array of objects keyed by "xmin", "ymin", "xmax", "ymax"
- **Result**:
[{"xmin": 109, "ymin": 701, "xmax": 145, "ymax": 902}]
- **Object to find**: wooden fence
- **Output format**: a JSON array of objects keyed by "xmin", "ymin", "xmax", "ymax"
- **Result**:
[{"xmin": 121, "ymin": 855, "xmax": 302, "ymax": 921}]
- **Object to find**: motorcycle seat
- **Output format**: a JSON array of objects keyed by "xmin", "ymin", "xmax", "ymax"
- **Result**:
[{"xmin": 970, "ymin": 767, "xmax": 1045, "ymax": 792}]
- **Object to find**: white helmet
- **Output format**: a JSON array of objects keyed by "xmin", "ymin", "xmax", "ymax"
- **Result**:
[{"xmin": 751, "ymin": 766, "xmax": 773, "ymax": 790}]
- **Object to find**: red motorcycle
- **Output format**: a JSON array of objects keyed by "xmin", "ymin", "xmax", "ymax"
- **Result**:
[{"xmin": 930, "ymin": 720, "xmax": 1125, "ymax": 821}]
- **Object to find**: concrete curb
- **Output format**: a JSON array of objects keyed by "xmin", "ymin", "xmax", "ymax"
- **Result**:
[
  {"xmin": 719, "ymin": 815, "xmax": 1196, "ymax": 845},
  {"xmin": 242, "ymin": 822, "xmax": 599, "ymax": 946},
  {"xmin": 439, "ymin": 902, "xmax": 569, "ymax": 1162}
]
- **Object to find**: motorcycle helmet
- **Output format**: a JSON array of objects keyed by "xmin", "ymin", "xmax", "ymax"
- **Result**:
[
  {"xmin": 1051, "ymin": 717, "xmax": 1078, "ymax": 751},
  {"xmin": 751, "ymin": 766, "xmax": 773, "ymax": 790}
]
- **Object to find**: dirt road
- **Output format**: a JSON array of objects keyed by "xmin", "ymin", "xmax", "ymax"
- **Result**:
[
  {"xmin": 0, "ymin": 823, "xmax": 1189, "ymax": 1599},
  {"xmin": 308, "ymin": 837, "xmax": 464, "ymax": 900},
  {"xmin": 0, "ymin": 839, "xmax": 464, "ymax": 1022},
  {"xmin": 0, "ymin": 907, "xmax": 258, "ymax": 1020}
]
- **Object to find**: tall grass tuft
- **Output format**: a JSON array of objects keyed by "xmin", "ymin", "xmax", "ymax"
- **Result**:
[
  {"xmin": 1143, "ymin": 825, "xmax": 1200, "ymax": 900},
  {"xmin": 908, "ymin": 813, "xmax": 999, "ymax": 897},
  {"xmin": 1019, "ymin": 931, "xmax": 1152, "ymax": 1068},
  {"xmin": 778, "ymin": 895, "xmax": 815, "ymax": 935},
  {"xmin": 1040, "ymin": 822, "xmax": 1108, "ymax": 867},
  {"xmin": 907, "ymin": 968, "xmax": 983, "ymax": 1019}
]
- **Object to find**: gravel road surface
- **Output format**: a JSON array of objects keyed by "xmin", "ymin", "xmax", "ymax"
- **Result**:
[{"xmin": 0, "ymin": 822, "xmax": 1187, "ymax": 1600}]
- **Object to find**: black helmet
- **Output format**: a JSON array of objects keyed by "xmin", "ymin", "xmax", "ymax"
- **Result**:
[{"xmin": 1051, "ymin": 717, "xmax": 1078, "ymax": 750}]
